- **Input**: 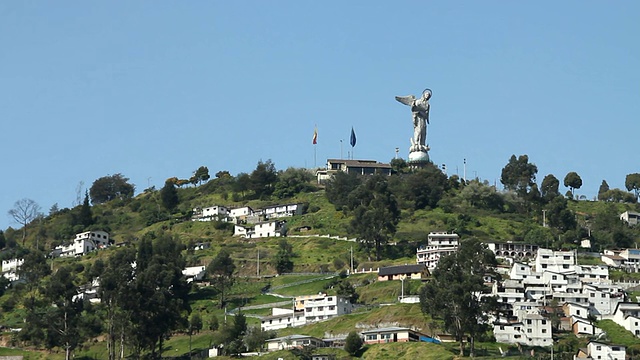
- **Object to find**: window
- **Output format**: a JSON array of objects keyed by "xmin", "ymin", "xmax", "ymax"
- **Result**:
[
  {"xmin": 329, "ymin": 306, "xmax": 335, "ymax": 311},
  {"xmin": 564, "ymin": 256, "xmax": 570, "ymax": 260},
  {"xmin": 526, "ymin": 319, "xmax": 532, "ymax": 325},
  {"xmin": 542, "ymin": 329, "xmax": 547, "ymax": 333},
  {"xmin": 596, "ymin": 346, "xmax": 601, "ymax": 350},
  {"xmin": 327, "ymin": 297, "xmax": 333, "ymax": 301},
  {"xmin": 542, "ymin": 264, "xmax": 547, "ymax": 269},
  {"xmin": 542, "ymin": 320, "xmax": 547, "ymax": 325},
  {"xmin": 306, "ymin": 308, "xmax": 311, "ymax": 312},
  {"xmin": 527, "ymin": 329, "xmax": 532, "ymax": 333},
  {"xmin": 552, "ymin": 275, "xmax": 558, "ymax": 280},
  {"xmin": 563, "ymin": 264, "xmax": 570, "ymax": 269},
  {"xmin": 318, "ymin": 306, "xmax": 323, "ymax": 311},
  {"xmin": 366, "ymin": 335, "xmax": 377, "ymax": 340}
]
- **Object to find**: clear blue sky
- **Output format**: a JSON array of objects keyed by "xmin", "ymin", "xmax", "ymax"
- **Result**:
[{"xmin": 1, "ymin": 2, "xmax": 639, "ymax": 231}]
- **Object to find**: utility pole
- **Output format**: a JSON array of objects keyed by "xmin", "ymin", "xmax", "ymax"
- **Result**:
[
  {"xmin": 395, "ymin": 147, "xmax": 399, "ymax": 159},
  {"xmin": 542, "ymin": 210, "xmax": 547, "ymax": 228},
  {"xmin": 350, "ymin": 246, "xmax": 354, "ymax": 274},
  {"xmin": 463, "ymin": 158, "xmax": 467, "ymax": 182},
  {"xmin": 257, "ymin": 249, "xmax": 260, "ymax": 277}
]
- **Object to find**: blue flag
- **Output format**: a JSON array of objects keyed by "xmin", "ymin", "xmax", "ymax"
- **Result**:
[{"xmin": 350, "ymin": 127, "xmax": 356, "ymax": 147}]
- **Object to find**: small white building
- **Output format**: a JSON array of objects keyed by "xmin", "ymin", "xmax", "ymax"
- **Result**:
[
  {"xmin": 262, "ymin": 203, "xmax": 303, "ymax": 219},
  {"xmin": 535, "ymin": 248, "xmax": 575, "ymax": 274},
  {"xmin": 620, "ymin": 211, "xmax": 640, "ymax": 226},
  {"xmin": 191, "ymin": 205, "xmax": 229, "ymax": 222},
  {"xmin": 485, "ymin": 241, "xmax": 538, "ymax": 259},
  {"xmin": 612, "ymin": 302, "xmax": 640, "ymax": 336},
  {"xmin": 1, "ymin": 258, "xmax": 24, "ymax": 273},
  {"xmin": 234, "ymin": 220, "xmax": 286, "ymax": 239},
  {"xmin": 416, "ymin": 232, "xmax": 459, "ymax": 270},
  {"xmin": 229, "ymin": 206, "xmax": 254, "ymax": 223},
  {"xmin": 51, "ymin": 231, "xmax": 110, "ymax": 258},
  {"xmin": 260, "ymin": 308, "xmax": 306, "ymax": 331},
  {"xmin": 583, "ymin": 283, "xmax": 624, "ymax": 316},
  {"xmin": 265, "ymin": 335, "xmax": 324, "ymax": 352},
  {"xmin": 576, "ymin": 341, "xmax": 626, "ymax": 360},
  {"xmin": 493, "ymin": 313, "xmax": 552, "ymax": 347},
  {"xmin": 294, "ymin": 294, "xmax": 353, "ymax": 323},
  {"xmin": 182, "ymin": 266, "xmax": 206, "ymax": 283}
]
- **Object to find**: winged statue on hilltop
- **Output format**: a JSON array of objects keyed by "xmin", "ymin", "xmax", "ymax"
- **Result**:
[{"xmin": 395, "ymin": 89, "xmax": 431, "ymax": 153}]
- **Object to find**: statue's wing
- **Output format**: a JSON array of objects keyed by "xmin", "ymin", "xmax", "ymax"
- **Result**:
[{"xmin": 395, "ymin": 95, "xmax": 416, "ymax": 106}]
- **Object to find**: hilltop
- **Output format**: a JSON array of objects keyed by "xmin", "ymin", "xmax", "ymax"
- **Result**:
[{"xmin": 1, "ymin": 161, "xmax": 640, "ymax": 359}]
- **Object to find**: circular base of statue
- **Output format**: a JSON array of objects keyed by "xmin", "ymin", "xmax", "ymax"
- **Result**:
[{"xmin": 408, "ymin": 150, "xmax": 430, "ymax": 163}]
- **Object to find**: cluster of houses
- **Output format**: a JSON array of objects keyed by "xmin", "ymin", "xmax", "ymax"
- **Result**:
[{"xmin": 191, "ymin": 202, "xmax": 306, "ymax": 239}]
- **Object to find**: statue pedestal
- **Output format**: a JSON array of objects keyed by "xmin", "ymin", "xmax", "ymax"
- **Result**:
[{"xmin": 408, "ymin": 150, "xmax": 430, "ymax": 169}]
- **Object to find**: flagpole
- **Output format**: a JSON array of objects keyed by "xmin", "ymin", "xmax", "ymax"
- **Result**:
[{"xmin": 314, "ymin": 145, "xmax": 316, "ymax": 168}]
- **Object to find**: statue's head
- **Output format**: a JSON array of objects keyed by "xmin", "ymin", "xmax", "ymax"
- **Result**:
[{"xmin": 422, "ymin": 88, "xmax": 432, "ymax": 100}]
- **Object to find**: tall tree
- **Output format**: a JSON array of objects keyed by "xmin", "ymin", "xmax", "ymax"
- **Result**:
[
  {"xmin": 420, "ymin": 239, "xmax": 498, "ymax": 357},
  {"xmin": 160, "ymin": 180, "xmax": 179, "ymax": 212},
  {"xmin": 128, "ymin": 232, "xmax": 191, "ymax": 358},
  {"xmin": 399, "ymin": 163, "xmax": 448, "ymax": 210},
  {"xmin": 540, "ymin": 174, "xmax": 560, "ymax": 202},
  {"xmin": 598, "ymin": 180, "xmax": 610, "ymax": 201},
  {"xmin": 99, "ymin": 247, "xmax": 136, "ymax": 360},
  {"xmin": 325, "ymin": 171, "xmax": 362, "ymax": 211},
  {"xmin": 500, "ymin": 155, "xmax": 538, "ymax": 197},
  {"xmin": 348, "ymin": 175, "xmax": 400, "ymax": 261},
  {"xmin": 191, "ymin": 166, "xmax": 211, "ymax": 186},
  {"xmin": 89, "ymin": 174, "xmax": 135, "ymax": 204},
  {"xmin": 273, "ymin": 167, "xmax": 315, "ymax": 199},
  {"xmin": 344, "ymin": 331, "xmax": 363, "ymax": 356},
  {"xmin": 563, "ymin": 171, "xmax": 583, "ymax": 197},
  {"xmin": 43, "ymin": 266, "xmax": 85, "ymax": 360},
  {"xmin": 249, "ymin": 160, "xmax": 278, "ymax": 199},
  {"xmin": 207, "ymin": 250, "xmax": 236, "ymax": 309},
  {"xmin": 625, "ymin": 173, "xmax": 640, "ymax": 199},
  {"xmin": 8, "ymin": 198, "xmax": 41, "ymax": 245},
  {"xmin": 78, "ymin": 191, "xmax": 94, "ymax": 228},
  {"xmin": 272, "ymin": 239, "xmax": 294, "ymax": 274}
]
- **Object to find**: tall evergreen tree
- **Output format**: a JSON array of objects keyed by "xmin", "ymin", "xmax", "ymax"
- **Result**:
[
  {"xmin": 160, "ymin": 180, "xmax": 179, "ymax": 212},
  {"xmin": 78, "ymin": 191, "xmax": 94, "ymax": 227},
  {"xmin": 207, "ymin": 249, "xmax": 236, "ymax": 309},
  {"xmin": 598, "ymin": 180, "xmax": 610, "ymax": 201}
]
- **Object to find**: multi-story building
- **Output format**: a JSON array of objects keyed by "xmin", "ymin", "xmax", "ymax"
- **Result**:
[
  {"xmin": 485, "ymin": 241, "xmax": 539, "ymax": 259},
  {"xmin": 534, "ymin": 248, "xmax": 575, "ymax": 274},
  {"xmin": 234, "ymin": 220, "xmax": 286, "ymax": 239},
  {"xmin": 612, "ymin": 302, "xmax": 640, "ymax": 336},
  {"xmin": 1, "ymin": 258, "xmax": 23, "ymax": 273},
  {"xmin": 295, "ymin": 294, "xmax": 353, "ymax": 323},
  {"xmin": 494, "ymin": 312, "xmax": 552, "ymax": 347},
  {"xmin": 260, "ymin": 308, "xmax": 306, "ymax": 331},
  {"xmin": 575, "ymin": 341, "xmax": 626, "ymax": 360},
  {"xmin": 51, "ymin": 231, "xmax": 110, "ymax": 257},
  {"xmin": 316, "ymin": 159, "xmax": 393, "ymax": 183},
  {"xmin": 262, "ymin": 203, "xmax": 304, "ymax": 219},
  {"xmin": 191, "ymin": 205, "xmax": 229, "ymax": 222},
  {"xmin": 416, "ymin": 232, "xmax": 459, "ymax": 269},
  {"xmin": 620, "ymin": 211, "xmax": 640, "ymax": 226}
]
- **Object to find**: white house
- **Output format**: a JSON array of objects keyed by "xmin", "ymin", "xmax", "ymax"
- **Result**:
[
  {"xmin": 485, "ymin": 241, "xmax": 538, "ymax": 259},
  {"xmin": 535, "ymin": 248, "xmax": 575, "ymax": 274},
  {"xmin": 576, "ymin": 341, "xmax": 626, "ymax": 360},
  {"xmin": 416, "ymin": 232, "xmax": 459, "ymax": 270},
  {"xmin": 575, "ymin": 265, "xmax": 609, "ymax": 283},
  {"xmin": 229, "ymin": 206, "xmax": 254, "ymax": 223},
  {"xmin": 265, "ymin": 335, "xmax": 324, "ymax": 352},
  {"xmin": 583, "ymin": 283, "xmax": 624, "ymax": 316},
  {"xmin": 262, "ymin": 203, "xmax": 304, "ymax": 219},
  {"xmin": 612, "ymin": 302, "xmax": 640, "ymax": 336},
  {"xmin": 260, "ymin": 308, "xmax": 306, "ymax": 331},
  {"xmin": 191, "ymin": 205, "xmax": 229, "ymax": 222},
  {"xmin": 1, "ymin": 258, "xmax": 23, "ymax": 273},
  {"xmin": 182, "ymin": 266, "xmax": 206, "ymax": 283},
  {"xmin": 293, "ymin": 294, "xmax": 353, "ymax": 323},
  {"xmin": 620, "ymin": 211, "xmax": 640, "ymax": 226},
  {"xmin": 51, "ymin": 231, "xmax": 110, "ymax": 258},
  {"xmin": 233, "ymin": 220, "xmax": 286, "ymax": 239},
  {"xmin": 494, "ymin": 313, "xmax": 552, "ymax": 347},
  {"xmin": 509, "ymin": 262, "xmax": 533, "ymax": 280}
]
